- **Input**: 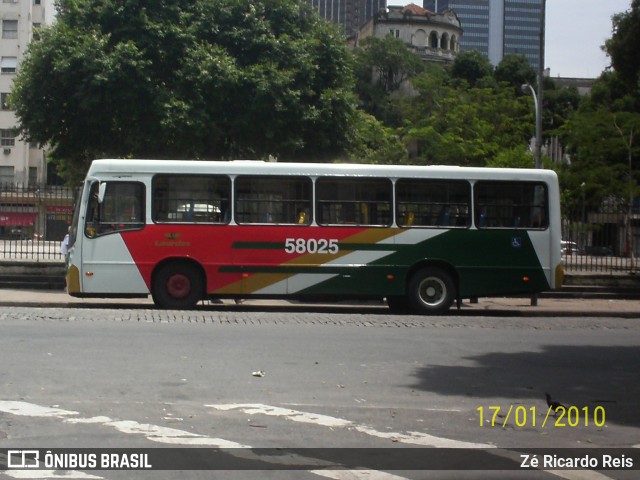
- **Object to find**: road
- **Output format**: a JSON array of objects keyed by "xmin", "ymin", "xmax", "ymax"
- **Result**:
[{"xmin": 1, "ymin": 305, "xmax": 639, "ymax": 480}]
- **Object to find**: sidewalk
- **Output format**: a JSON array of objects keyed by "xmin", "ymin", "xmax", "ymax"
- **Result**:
[{"xmin": 0, "ymin": 288, "xmax": 637, "ymax": 318}]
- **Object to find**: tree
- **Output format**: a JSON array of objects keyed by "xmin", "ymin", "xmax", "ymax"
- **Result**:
[
  {"xmin": 402, "ymin": 70, "xmax": 531, "ymax": 166},
  {"xmin": 11, "ymin": 0, "xmax": 357, "ymax": 182},
  {"xmin": 449, "ymin": 50, "xmax": 494, "ymax": 87},
  {"xmin": 604, "ymin": 0, "xmax": 640, "ymax": 89},
  {"xmin": 494, "ymin": 54, "xmax": 536, "ymax": 91},
  {"xmin": 352, "ymin": 35, "xmax": 425, "ymax": 127}
]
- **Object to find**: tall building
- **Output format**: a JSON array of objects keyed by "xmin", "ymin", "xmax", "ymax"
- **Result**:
[
  {"xmin": 423, "ymin": 0, "xmax": 544, "ymax": 68},
  {"xmin": 311, "ymin": 0, "xmax": 387, "ymax": 37},
  {"xmin": 0, "ymin": 0, "xmax": 50, "ymax": 187}
]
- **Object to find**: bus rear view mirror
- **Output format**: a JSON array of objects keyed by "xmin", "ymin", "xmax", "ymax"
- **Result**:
[{"xmin": 97, "ymin": 182, "xmax": 107, "ymax": 204}]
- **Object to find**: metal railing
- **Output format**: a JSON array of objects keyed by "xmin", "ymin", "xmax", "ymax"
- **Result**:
[
  {"xmin": 1, "ymin": 183, "xmax": 74, "ymax": 261},
  {"xmin": 2, "ymin": 183, "xmax": 638, "ymax": 274}
]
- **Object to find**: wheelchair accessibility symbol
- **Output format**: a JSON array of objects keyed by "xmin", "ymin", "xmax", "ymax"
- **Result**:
[{"xmin": 511, "ymin": 236, "xmax": 522, "ymax": 248}]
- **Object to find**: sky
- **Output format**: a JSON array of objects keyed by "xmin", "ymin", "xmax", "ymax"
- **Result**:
[{"xmin": 387, "ymin": 0, "xmax": 632, "ymax": 79}]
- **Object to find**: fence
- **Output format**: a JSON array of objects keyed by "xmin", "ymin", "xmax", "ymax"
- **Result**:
[
  {"xmin": 2, "ymin": 183, "xmax": 638, "ymax": 274},
  {"xmin": 1, "ymin": 183, "xmax": 75, "ymax": 261},
  {"xmin": 561, "ymin": 201, "xmax": 639, "ymax": 274}
]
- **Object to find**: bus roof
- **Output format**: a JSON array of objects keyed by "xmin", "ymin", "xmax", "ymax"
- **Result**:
[{"xmin": 86, "ymin": 159, "xmax": 558, "ymax": 182}]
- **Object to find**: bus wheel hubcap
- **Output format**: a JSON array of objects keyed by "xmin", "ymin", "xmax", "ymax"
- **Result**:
[
  {"xmin": 419, "ymin": 278, "xmax": 445, "ymax": 306},
  {"xmin": 167, "ymin": 274, "xmax": 190, "ymax": 299}
]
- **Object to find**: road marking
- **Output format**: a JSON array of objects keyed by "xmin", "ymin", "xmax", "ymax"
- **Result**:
[
  {"xmin": 0, "ymin": 401, "xmax": 78, "ymax": 418},
  {"xmin": 0, "ymin": 401, "xmax": 248, "ymax": 448},
  {"xmin": 0, "ymin": 401, "xmax": 408, "ymax": 480},
  {"xmin": 311, "ymin": 471, "xmax": 409, "ymax": 480},
  {"xmin": 207, "ymin": 403, "xmax": 492, "ymax": 448},
  {"xmin": 207, "ymin": 403, "xmax": 617, "ymax": 480},
  {"xmin": 4, "ymin": 471, "xmax": 102, "ymax": 479}
]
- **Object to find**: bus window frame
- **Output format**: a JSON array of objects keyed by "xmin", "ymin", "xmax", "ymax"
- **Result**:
[
  {"xmin": 315, "ymin": 176, "xmax": 393, "ymax": 227},
  {"xmin": 84, "ymin": 180, "xmax": 146, "ymax": 238},
  {"xmin": 395, "ymin": 178, "xmax": 471, "ymax": 229},
  {"xmin": 234, "ymin": 175, "xmax": 312, "ymax": 226},
  {"xmin": 152, "ymin": 173, "xmax": 231, "ymax": 225},
  {"xmin": 473, "ymin": 180, "xmax": 549, "ymax": 230}
]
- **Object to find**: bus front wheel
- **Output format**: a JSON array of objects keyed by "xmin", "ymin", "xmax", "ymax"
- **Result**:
[
  {"xmin": 152, "ymin": 262, "xmax": 204, "ymax": 309},
  {"xmin": 407, "ymin": 268, "xmax": 455, "ymax": 315}
]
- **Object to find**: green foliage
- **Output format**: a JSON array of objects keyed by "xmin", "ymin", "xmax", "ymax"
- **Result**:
[
  {"xmin": 559, "ymin": 1, "xmax": 640, "ymax": 214},
  {"xmin": 352, "ymin": 35, "xmax": 424, "ymax": 126},
  {"xmin": 494, "ymin": 54, "xmax": 536, "ymax": 91},
  {"xmin": 604, "ymin": 0, "xmax": 640, "ymax": 89},
  {"xmin": 402, "ymin": 71, "xmax": 531, "ymax": 166},
  {"xmin": 11, "ymin": 0, "xmax": 357, "ymax": 182},
  {"xmin": 449, "ymin": 50, "xmax": 494, "ymax": 87},
  {"xmin": 346, "ymin": 110, "xmax": 408, "ymax": 165}
]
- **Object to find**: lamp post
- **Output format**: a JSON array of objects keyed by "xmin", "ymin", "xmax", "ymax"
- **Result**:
[{"xmin": 521, "ymin": 83, "xmax": 543, "ymax": 169}]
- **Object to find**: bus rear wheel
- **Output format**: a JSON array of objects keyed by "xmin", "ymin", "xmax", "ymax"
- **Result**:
[
  {"xmin": 407, "ymin": 267, "xmax": 455, "ymax": 315},
  {"xmin": 152, "ymin": 262, "xmax": 204, "ymax": 309}
]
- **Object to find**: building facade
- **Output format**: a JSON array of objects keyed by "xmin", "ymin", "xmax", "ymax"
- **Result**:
[
  {"xmin": 311, "ymin": 0, "xmax": 387, "ymax": 37},
  {"xmin": 0, "ymin": 0, "xmax": 50, "ymax": 187},
  {"xmin": 359, "ymin": 4, "xmax": 462, "ymax": 64},
  {"xmin": 423, "ymin": 0, "xmax": 544, "ymax": 68}
]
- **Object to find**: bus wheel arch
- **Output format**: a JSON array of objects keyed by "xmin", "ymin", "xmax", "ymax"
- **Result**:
[
  {"xmin": 151, "ymin": 259, "xmax": 206, "ymax": 309},
  {"xmin": 406, "ymin": 261, "xmax": 458, "ymax": 315}
]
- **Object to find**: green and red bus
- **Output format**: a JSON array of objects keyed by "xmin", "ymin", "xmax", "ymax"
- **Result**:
[{"xmin": 65, "ymin": 159, "xmax": 564, "ymax": 314}]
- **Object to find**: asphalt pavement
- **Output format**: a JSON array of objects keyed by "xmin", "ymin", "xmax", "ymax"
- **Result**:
[{"xmin": 0, "ymin": 288, "xmax": 637, "ymax": 317}]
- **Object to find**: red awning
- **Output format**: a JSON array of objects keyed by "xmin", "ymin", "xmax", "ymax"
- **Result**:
[{"xmin": 0, "ymin": 212, "xmax": 37, "ymax": 226}]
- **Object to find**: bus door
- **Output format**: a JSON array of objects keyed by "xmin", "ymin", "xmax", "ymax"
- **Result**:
[{"xmin": 80, "ymin": 181, "xmax": 149, "ymax": 294}]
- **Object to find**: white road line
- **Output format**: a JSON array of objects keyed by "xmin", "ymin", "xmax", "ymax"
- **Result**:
[
  {"xmin": 310, "ymin": 471, "xmax": 409, "ymax": 480},
  {"xmin": 0, "ymin": 401, "xmax": 409, "ymax": 480},
  {"xmin": 4, "ymin": 471, "xmax": 102, "ymax": 479},
  {"xmin": 0, "ymin": 401, "xmax": 248, "ymax": 448},
  {"xmin": 206, "ymin": 403, "xmax": 617, "ymax": 480},
  {"xmin": 206, "ymin": 403, "xmax": 492, "ymax": 449}
]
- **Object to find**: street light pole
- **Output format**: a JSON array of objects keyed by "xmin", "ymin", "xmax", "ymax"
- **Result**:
[
  {"xmin": 521, "ymin": 83, "xmax": 542, "ymax": 168},
  {"xmin": 520, "ymin": 0, "xmax": 546, "ymax": 169}
]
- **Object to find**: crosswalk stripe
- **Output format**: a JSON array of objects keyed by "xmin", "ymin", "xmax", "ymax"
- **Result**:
[{"xmin": 206, "ymin": 403, "xmax": 493, "ymax": 448}]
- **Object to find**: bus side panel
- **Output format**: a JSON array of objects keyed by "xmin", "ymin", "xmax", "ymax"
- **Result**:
[
  {"xmin": 79, "ymin": 233, "xmax": 149, "ymax": 294},
  {"xmin": 291, "ymin": 229, "xmax": 550, "ymax": 298}
]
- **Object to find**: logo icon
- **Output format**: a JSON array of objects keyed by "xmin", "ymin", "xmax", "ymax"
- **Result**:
[{"xmin": 7, "ymin": 450, "xmax": 40, "ymax": 468}]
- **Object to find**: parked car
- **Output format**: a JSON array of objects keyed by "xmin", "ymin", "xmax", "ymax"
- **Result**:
[{"xmin": 561, "ymin": 240, "xmax": 578, "ymax": 255}]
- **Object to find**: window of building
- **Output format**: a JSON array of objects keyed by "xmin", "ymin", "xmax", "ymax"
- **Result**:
[
  {"xmin": 316, "ymin": 177, "xmax": 392, "ymax": 226},
  {"xmin": 0, "ymin": 129, "xmax": 16, "ymax": 146},
  {"xmin": 235, "ymin": 176, "xmax": 311, "ymax": 225},
  {"xmin": 1, "ymin": 93, "xmax": 10, "ymax": 110},
  {"xmin": 85, "ymin": 182, "xmax": 145, "ymax": 237},
  {"xmin": 0, "ymin": 166, "xmax": 14, "ymax": 185},
  {"xmin": 396, "ymin": 179, "xmax": 470, "ymax": 228},
  {"xmin": 0, "ymin": 57, "xmax": 17, "ymax": 74},
  {"xmin": 474, "ymin": 181, "xmax": 548, "ymax": 229},
  {"xmin": 152, "ymin": 174, "xmax": 231, "ymax": 224},
  {"xmin": 2, "ymin": 20, "xmax": 17, "ymax": 39},
  {"xmin": 28, "ymin": 167, "xmax": 37, "ymax": 186}
]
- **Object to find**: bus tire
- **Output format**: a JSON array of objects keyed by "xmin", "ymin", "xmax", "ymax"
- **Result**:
[
  {"xmin": 152, "ymin": 262, "xmax": 204, "ymax": 309},
  {"xmin": 407, "ymin": 267, "xmax": 455, "ymax": 315}
]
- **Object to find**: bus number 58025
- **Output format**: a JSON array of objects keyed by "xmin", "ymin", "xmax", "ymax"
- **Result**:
[{"xmin": 284, "ymin": 238, "xmax": 339, "ymax": 255}]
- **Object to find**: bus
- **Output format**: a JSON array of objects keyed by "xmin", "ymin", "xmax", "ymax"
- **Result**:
[{"xmin": 65, "ymin": 159, "xmax": 564, "ymax": 314}]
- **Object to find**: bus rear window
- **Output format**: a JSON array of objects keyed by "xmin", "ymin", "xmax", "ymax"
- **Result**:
[
  {"xmin": 396, "ymin": 179, "xmax": 470, "ymax": 228},
  {"xmin": 316, "ymin": 177, "xmax": 392, "ymax": 226},
  {"xmin": 474, "ymin": 181, "xmax": 548, "ymax": 229},
  {"xmin": 153, "ymin": 175, "xmax": 231, "ymax": 224}
]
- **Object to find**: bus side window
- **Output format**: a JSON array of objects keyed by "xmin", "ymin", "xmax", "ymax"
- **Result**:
[{"xmin": 85, "ymin": 181, "xmax": 145, "ymax": 237}]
